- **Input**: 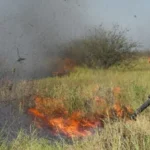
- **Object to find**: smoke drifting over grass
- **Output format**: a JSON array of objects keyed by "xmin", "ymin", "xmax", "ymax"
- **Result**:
[{"xmin": 0, "ymin": 0, "xmax": 89, "ymax": 80}]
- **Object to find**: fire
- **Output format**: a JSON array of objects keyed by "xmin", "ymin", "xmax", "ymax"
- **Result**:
[
  {"xmin": 28, "ymin": 94, "xmax": 134, "ymax": 138},
  {"xmin": 113, "ymin": 86, "xmax": 121, "ymax": 99},
  {"xmin": 28, "ymin": 106, "xmax": 102, "ymax": 138},
  {"xmin": 112, "ymin": 102, "xmax": 133, "ymax": 118},
  {"xmin": 52, "ymin": 58, "xmax": 76, "ymax": 77},
  {"xmin": 148, "ymin": 57, "xmax": 150, "ymax": 63}
]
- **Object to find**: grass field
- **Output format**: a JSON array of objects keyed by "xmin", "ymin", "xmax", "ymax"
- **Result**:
[{"xmin": 1, "ymin": 57, "xmax": 150, "ymax": 150}]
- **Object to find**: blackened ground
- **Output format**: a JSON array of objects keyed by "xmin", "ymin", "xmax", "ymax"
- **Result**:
[
  {"xmin": 0, "ymin": 102, "xmax": 71, "ymax": 143},
  {"xmin": 0, "ymin": 101, "xmax": 96, "ymax": 144}
]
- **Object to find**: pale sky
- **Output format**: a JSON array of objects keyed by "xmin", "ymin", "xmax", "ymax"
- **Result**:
[
  {"xmin": 85, "ymin": 0, "xmax": 150, "ymax": 48},
  {"xmin": 0, "ymin": 0, "xmax": 150, "ymax": 79}
]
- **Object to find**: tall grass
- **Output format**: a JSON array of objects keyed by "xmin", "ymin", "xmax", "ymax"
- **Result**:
[
  {"xmin": 1, "ymin": 56, "xmax": 150, "ymax": 149},
  {"xmin": 1, "ymin": 117, "xmax": 150, "ymax": 150}
]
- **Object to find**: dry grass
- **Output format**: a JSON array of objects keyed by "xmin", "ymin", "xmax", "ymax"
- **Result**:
[
  {"xmin": 1, "ymin": 117, "xmax": 150, "ymax": 150},
  {"xmin": 1, "ymin": 57, "xmax": 150, "ymax": 149}
]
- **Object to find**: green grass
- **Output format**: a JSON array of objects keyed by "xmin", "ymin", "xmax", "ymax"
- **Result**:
[
  {"xmin": 1, "ymin": 57, "xmax": 150, "ymax": 150},
  {"xmin": 34, "ymin": 57, "xmax": 150, "ymax": 110}
]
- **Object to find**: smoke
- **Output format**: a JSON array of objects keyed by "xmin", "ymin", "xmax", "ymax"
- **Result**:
[
  {"xmin": 1, "ymin": 0, "xmax": 149, "ymax": 80},
  {"xmin": 0, "ymin": 0, "xmax": 89, "ymax": 80}
]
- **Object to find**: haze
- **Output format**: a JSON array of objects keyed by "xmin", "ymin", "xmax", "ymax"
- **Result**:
[{"xmin": 0, "ymin": 0, "xmax": 149, "ymax": 79}]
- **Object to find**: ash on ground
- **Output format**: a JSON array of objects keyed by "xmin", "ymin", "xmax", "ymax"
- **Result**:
[{"xmin": 0, "ymin": 102, "xmax": 70, "ymax": 143}]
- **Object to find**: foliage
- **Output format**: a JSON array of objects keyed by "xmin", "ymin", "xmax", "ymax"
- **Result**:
[{"xmin": 61, "ymin": 25, "xmax": 137, "ymax": 68}]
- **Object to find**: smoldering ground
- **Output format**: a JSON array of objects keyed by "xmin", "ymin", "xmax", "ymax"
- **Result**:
[{"xmin": 0, "ymin": 0, "xmax": 90, "ymax": 80}]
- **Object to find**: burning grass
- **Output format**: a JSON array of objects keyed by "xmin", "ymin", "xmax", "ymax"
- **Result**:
[
  {"xmin": 28, "ymin": 90, "xmax": 134, "ymax": 139},
  {"xmin": 1, "ymin": 57, "xmax": 150, "ymax": 149},
  {"xmin": 52, "ymin": 58, "xmax": 76, "ymax": 77}
]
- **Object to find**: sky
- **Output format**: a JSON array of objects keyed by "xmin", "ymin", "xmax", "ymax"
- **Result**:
[
  {"xmin": 86, "ymin": 0, "xmax": 150, "ymax": 48},
  {"xmin": 0, "ymin": 0, "xmax": 150, "ymax": 79}
]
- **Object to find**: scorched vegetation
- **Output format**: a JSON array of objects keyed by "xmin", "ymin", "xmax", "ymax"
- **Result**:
[{"xmin": 0, "ymin": 26, "xmax": 150, "ymax": 150}]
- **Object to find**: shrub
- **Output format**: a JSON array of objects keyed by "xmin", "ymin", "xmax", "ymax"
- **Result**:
[{"xmin": 60, "ymin": 25, "xmax": 137, "ymax": 68}]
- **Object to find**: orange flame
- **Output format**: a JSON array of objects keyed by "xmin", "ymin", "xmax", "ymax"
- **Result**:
[
  {"xmin": 52, "ymin": 58, "xmax": 76, "ymax": 77},
  {"xmin": 28, "ymin": 107, "xmax": 102, "ymax": 138},
  {"xmin": 148, "ymin": 57, "xmax": 150, "ymax": 63},
  {"xmin": 28, "ymin": 95, "xmax": 134, "ymax": 138},
  {"xmin": 113, "ymin": 86, "xmax": 121, "ymax": 98}
]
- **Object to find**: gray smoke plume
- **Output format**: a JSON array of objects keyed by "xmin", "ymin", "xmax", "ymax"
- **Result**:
[{"xmin": 0, "ymin": 0, "xmax": 89, "ymax": 80}]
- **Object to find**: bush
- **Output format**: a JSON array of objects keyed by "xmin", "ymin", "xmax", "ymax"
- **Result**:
[{"xmin": 60, "ymin": 25, "xmax": 137, "ymax": 68}]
